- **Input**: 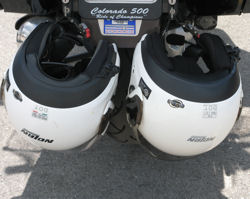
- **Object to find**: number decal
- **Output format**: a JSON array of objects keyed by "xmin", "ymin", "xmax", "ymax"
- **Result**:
[{"xmin": 130, "ymin": 8, "xmax": 149, "ymax": 15}]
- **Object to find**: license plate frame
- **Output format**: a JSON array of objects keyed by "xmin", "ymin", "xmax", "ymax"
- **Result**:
[{"xmin": 103, "ymin": 20, "xmax": 136, "ymax": 35}]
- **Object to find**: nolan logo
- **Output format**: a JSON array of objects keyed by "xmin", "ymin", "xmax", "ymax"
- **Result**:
[
  {"xmin": 187, "ymin": 136, "xmax": 215, "ymax": 142},
  {"xmin": 21, "ymin": 129, "xmax": 54, "ymax": 143}
]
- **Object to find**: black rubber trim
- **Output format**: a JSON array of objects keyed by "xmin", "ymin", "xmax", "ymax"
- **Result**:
[
  {"xmin": 141, "ymin": 33, "xmax": 240, "ymax": 103},
  {"xmin": 13, "ymin": 22, "xmax": 117, "ymax": 108}
]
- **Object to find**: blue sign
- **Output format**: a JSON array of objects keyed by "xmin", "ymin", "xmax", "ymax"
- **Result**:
[{"xmin": 104, "ymin": 20, "xmax": 136, "ymax": 35}]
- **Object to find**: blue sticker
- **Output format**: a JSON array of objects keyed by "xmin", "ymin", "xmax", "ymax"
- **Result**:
[{"xmin": 104, "ymin": 20, "xmax": 136, "ymax": 35}]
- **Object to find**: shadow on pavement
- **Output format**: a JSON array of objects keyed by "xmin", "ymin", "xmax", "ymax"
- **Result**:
[{"xmin": 3, "ymin": 29, "xmax": 250, "ymax": 199}]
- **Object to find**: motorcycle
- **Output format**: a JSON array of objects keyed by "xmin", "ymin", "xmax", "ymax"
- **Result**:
[{"xmin": 0, "ymin": 0, "xmax": 249, "ymax": 159}]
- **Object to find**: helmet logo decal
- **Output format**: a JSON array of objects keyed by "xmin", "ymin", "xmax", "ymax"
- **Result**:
[
  {"xmin": 32, "ymin": 106, "xmax": 48, "ymax": 121},
  {"xmin": 21, "ymin": 129, "xmax": 54, "ymax": 143},
  {"xmin": 187, "ymin": 136, "xmax": 215, "ymax": 142},
  {"xmin": 203, "ymin": 104, "xmax": 217, "ymax": 118},
  {"xmin": 167, "ymin": 99, "xmax": 185, "ymax": 108},
  {"xmin": 139, "ymin": 78, "xmax": 151, "ymax": 99}
]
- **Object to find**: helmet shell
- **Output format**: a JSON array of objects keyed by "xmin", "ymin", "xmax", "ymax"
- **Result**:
[
  {"xmin": 3, "ymin": 44, "xmax": 120, "ymax": 151},
  {"xmin": 128, "ymin": 34, "xmax": 243, "ymax": 157}
]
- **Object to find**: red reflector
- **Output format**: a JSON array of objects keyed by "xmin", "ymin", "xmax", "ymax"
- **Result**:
[{"xmin": 86, "ymin": 28, "xmax": 91, "ymax": 38}]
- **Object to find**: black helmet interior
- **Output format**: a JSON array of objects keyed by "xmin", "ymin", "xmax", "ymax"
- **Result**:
[
  {"xmin": 38, "ymin": 20, "xmax": 94, "ymax": 81},
  {"xmin": 12, "ymin": 20, "xmax": 119, "ymax": 108},
  {"xmin": 141, "ymin": 32, "xmax": 240, "ymax": 103}
]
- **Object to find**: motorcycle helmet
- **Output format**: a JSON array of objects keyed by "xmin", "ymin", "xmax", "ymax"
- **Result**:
[
  {"xmin": 1, "ymin": 20, "xmax": 120, "ymax": 151},
  {"xmin": 126, "ymin": 31, "xmax": 243, "ymax": 158}
]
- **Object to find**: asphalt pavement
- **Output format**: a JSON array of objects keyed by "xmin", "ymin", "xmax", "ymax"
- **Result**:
[{"xmin": 0, "ymin": 11, "xmax": 250, "ymax": 199}]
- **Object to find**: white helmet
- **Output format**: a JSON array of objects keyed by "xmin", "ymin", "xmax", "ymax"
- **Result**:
[
  {"xmin": 1, "ymin": 20, "xmax": 120, "ymax": 151},
  {"xmin": 126, "ymin": 31, "xmax": 243, "ymax": 158}
]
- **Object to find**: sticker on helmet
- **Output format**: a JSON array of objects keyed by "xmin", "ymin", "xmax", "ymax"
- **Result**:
[
  {"xmin": 21, "ymin": 129, "xmax": 54, "ymax": 143},
  {"xmin": 139, "ymin": 78, "xmax": 151, "ymax": 99},
  {"xmin": 187, "ymin": 136, "xmax": 215, "ymax": 142},
  {"xmin": 203, "ymin": 104, "xmax": 217, "ymax": 118},
  {"xmin": 168, "ymin": 99, "xmax": 185, "ymax": 108},
  {"xmin": 32, "ymin": 106, "xmax": 48, "ymax": 121},
  {"xmin": 32, "ymin": 111, "xmax": 48, "ymax": 121}
]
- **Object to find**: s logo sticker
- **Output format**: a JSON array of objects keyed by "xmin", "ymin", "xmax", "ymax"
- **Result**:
[{"xmin": 168, "ymin": 99, "xmax": 185, "ymax": 108}]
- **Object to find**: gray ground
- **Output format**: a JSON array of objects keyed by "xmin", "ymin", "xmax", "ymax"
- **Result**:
[{"xmin": 0, "ymin": 11, "xmax": 250, "ymax": 199}]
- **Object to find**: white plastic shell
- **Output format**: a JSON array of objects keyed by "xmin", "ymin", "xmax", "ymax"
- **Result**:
[
  {"xmin": 128, "ymin": 35, "xmax": 243, "ymax": 157},
  {"xmin": 4, "ymin": 44, "xmax": 120, "ymax": 151}
]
